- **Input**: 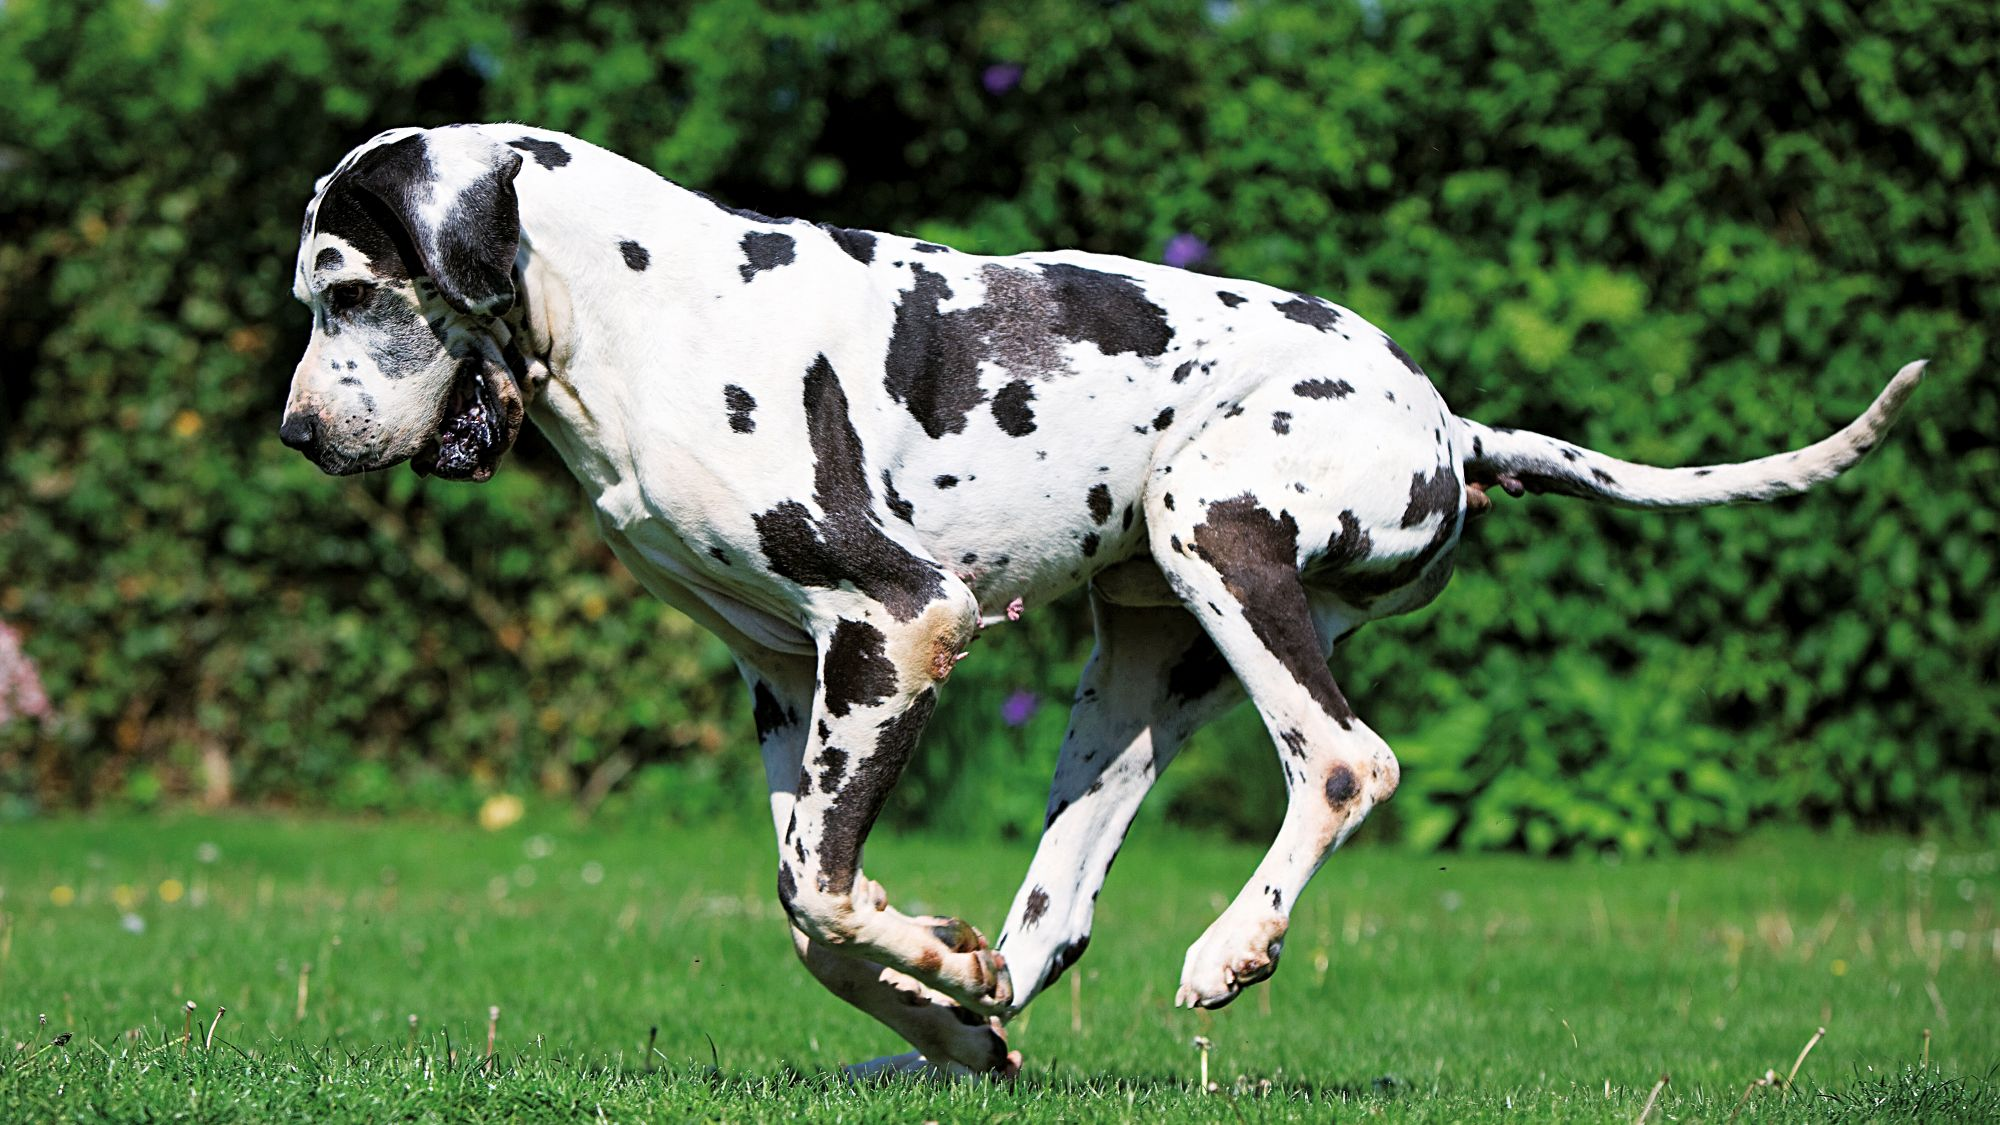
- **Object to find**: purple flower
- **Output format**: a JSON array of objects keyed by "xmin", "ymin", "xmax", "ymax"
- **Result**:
[
  {"xmin": 982, "ymin": 63, "xmax": 1023, "ymax": 96},
  {"xmin": 1001, "ymin": 689, "xmax": 1038, "ymax": 727},
  {"xmin": 1164, "ymin": 233, "xmax": 1210, "ymax": 269}
]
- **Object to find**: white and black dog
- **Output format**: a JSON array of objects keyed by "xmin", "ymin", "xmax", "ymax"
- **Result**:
[{"xmin": 281, "ymin": 124, "xmax": 1921, "ymax": 1076}]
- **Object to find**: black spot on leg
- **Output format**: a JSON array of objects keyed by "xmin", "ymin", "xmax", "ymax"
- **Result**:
[
  {"xmin": 1023, "ymin": 886, "xmax": 1050, "ymax": 926},
  {"xmin": 1044, "ymin": 798, "xmax": 1071, "ymax": 829},
  {"xmin": 881, "ymin": 471, "xmax": 914, "ymax": 522},
  {"xmin": 1294, "ymin": 378, "xmax": 1354, "ymax": 399},
  {"xmin": 1591, "ymin": 468, "xmax": 1618, "ymax": 486},
  {"xmin": 1272, "ymin": 411, "xmax": 1292, "ymax": 435},
  {"xmin": 739, "ymin": 231, "xmax": 797, "ymax": 281},
  {"xmin": 818, "ymin": 748, "xmax": 849, "ymax": 794},
  {"xmin": 1163, "ymin": 493, "xmax": 1175, "ymax": 511},
  {"xmin": 777, "ymin": 862, "xmax": 798, "ymax": 909},
  {"xmin": 1121, "ymin": 504, "xmax": 1135, "ymax": 531},
  {"xmin": 1217, "ymin": 291, "xmax": 1246, "ymax": 308},
  {"xmin": 1152, "ymin": 407, "xmax": 1176, "ymax": 431},
  {"xmin": 619, "ymin": 241, "xmax": 650, "ymax": 271},
  {"xmin": 822, "ymin": 619, "xmax": 897, "ymax": 717},
  {"xmin": 1560, "ymin": 448, "xmax": 1581, "ymax": 462},
  {"xmin": 752, "ymin": 355, "xmax": 945, "ymax": 620},
  {"xmin": 1190, "ymin": 495, "xmax": 1356, "ymax": 728},
  {"xmin": 1273, "ymin": 294, "xmax": 1342, "ymax": 331},
  {"xmin": 1081, "ymin": 532, "xmax": 1100, "ymax": 557},
  {"xmin": 1280, "ymin": 728, "xmax": 1309, "ymax": 759},
  {"xmin": 934, "ymin": 475, "xmax": 959, "ymax": 489},
  {"xmin": 1087, "ymin": 484, "xmax": 1113, "ymax": 525},
  {"xmin": 724, "ymin": 384, "xmax": 757, "ymax": 433},
  {"xmin": 1693, "ymin": 468, "xmax": 1712, "ymax": 477},
  {"xmin": 1324, "ymin": 764, "xmax": 1360, "ymax": 806},
  {"xmin": 992, "ymin": 380, "xmax": 1037, "ymax": 436},
  {"xmin": 508, "ymin": 137, "xmax": 572, "ymax": 169},
  {"xmin": 815, "ymin": 689, "xmax": 937, "ymax": 896},
  {"xmin": 1173, "ymin": 360, "xmax": 1195, "ymax": 383}
]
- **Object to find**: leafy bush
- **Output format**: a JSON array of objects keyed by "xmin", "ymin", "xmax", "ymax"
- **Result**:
[{"xmin": 0, "ymin": 0, "xmax": 1993, "ymax": 850}]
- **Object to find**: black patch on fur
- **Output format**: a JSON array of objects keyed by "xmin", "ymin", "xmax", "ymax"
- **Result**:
[
  {"xmin": 818, "ymin": 747, "xmax": 849, "ymax": 795},
  {"xmin": 881, "ymin": 471, "xmax": 914, "ymax": 522},
  {"xmin": 883, "ymin": 265, "xmax": 988, "ymax": 438},
  {"xmin": 1217, "ymin": 291, "xmax": 1246, "ymax": 308},
  {"xmin": 1384, "ymin": 336, "xmax": 1426, "ymax": 377},
  {"xmin": 1191, "ymin": 494, "xmax": 1355, "ymax": 727},
  {"xmin": 1038, "ymin": 934, "xmax": 1092, "ymax": 993},
  {"xmin": 751, "ymin": 355, "xmax": 945, "ymax": 620},
  {"xmin": 1273, "ymin": 294, "xmax": 1341, "ymax": 331},
  {"xmin": 913, "ymin": 241, "xmax": 948, "ymax": 253},
  {"xmin": 1310, "ymin": 461, "xmax": 1463, "ymax": 606},
  {"xmin": 340, "ymin": 134, "xmax": 522, "ymax": 315},
  {"xmin": 1023, "ymin": 886, "xmax": 1050, "ymax": 926},
  {"xmin": 619, "ymin": 240, "xmax": 650, "ymax": 271},
  {"xmin": 752, "ymin": 682, "xmax": 796, "ymax": 742},
  {"xmin": 777, "ymin": 862, "xmax": 798, "ymax": 908},
  {"xmin": 819, "ymin": 224, "xmax": 877, "ymax": 264},
  {"xmin": 992, "ymin": 380, "xmax": 1037, "ymax": 436},
  {"xmin": 314, "ymin": 248, "xmax": 344, "ymax": 272},
  {"xmin": 1272, "ymin": 411, "xmax": 1292, "ymax": 435},
  {"xmin": 1152, "ymin": 406, "xmax": 1176, "ymax": 431},
  {"xmin": 692, "ymin": 189, "xmax": 787, "ymax": 224},
  {"xmin": 1163, "ymin": 493, "xmax": 1175, "ymax": 510},
  {"xmin": 882, "ymin": 262, "xmax": 1171, "ymax": 438},
  {"xmin": 1294, "ymin": 378, "xmax": 1354, "ymax": 399},
  {"xmin": 814, "ymin": 688, "xmax": 937, "ymax": 896},
  {"xmin": 1166, "ymin": 634, "xmax": 1231, "ymax": 702},
  {"xmin": 508, "ymin": 137, "xmax": 571, "ymax": 169},
  {"xmin": 1561, "ymin": 448, "xmax": 1580, "ymax": 462},
  {"xmin": 709, "ymin": 545, "xmax": 731, "ymax": 565},
  {"xmin": 934, "ymin": 474, "xmax": 959, "ymax": 489},
  {"xmin": 1693, "ymin": 468, "xmax": 1712, "ymax": 477},
  {"xmin": 1044, "ymin": 799, "xmax": 1070, "ymax": 829},
  {"xmin": 1081, "ymin": 532, "xmax": 1101, "ymax": 557},
  {"xmin": 1591, "ymin": 467, "xmax": 1617, "ymax": 486},
  {"xmin": 1086, "ymin": 484, "xmax": 1113, "ymax": 525},
  {"xmin": 739, "ymin": 231, "xmax": 797, "ymax": 281},
  {"xmin": 724, "ymin": 384, "xmax": 757, "ymax": 433},
  {"xmin": 1172, "ymin": 361, "xmax": 1195, "ymax": 383},
  {"xmin": 1040, "ymin": 263, "xmax": 1173, "ymax": 356},
  {"xmin": 822, "ymin": 619, "xmax": 897, "ymax": 718},
  {"xmin": 1324, "ymin": 764, "xmax": 1360, "ymax": 806},
  {"xmin": 1121, "ymin": 504, "xmax": 1135, "ymax": 531}
]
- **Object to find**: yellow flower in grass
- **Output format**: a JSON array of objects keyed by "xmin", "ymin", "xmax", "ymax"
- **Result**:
[
  {"xmin": 158, "ymin": 879, "xmax": 185, "ymax": 904},
  {"xmin": 479, "ymin": 794, "xmax": 525, "ymax": 832},
  {"xmin": 49, "ymin": 885, "xmax": 75, "ymax": 907}
]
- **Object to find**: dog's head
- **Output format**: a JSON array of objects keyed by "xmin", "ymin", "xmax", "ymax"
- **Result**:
[{"xmin": 280, "ymin": 126, "xmax": 528, "ymax": 481}]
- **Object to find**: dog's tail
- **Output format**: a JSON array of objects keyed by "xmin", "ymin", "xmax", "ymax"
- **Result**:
[{"xmin": 1453, "ymin": 360, "xmax": 1926, "ymax": 510}]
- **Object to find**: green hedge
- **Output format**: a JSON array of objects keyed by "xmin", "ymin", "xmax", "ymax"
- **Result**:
[{"xmin": 1, "ymin": 0, "xmax": 1993, "ymax": 850}]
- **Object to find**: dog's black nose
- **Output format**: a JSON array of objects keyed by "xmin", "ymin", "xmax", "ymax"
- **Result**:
[{"xmin": 278, "ymin": 412, "xmax": 322, "ymax": 456}]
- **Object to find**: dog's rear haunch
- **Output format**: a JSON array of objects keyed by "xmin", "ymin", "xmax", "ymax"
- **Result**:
[{"xmin": 281, "ymin": 123, "xmax": 1921, "ymax": 1078}]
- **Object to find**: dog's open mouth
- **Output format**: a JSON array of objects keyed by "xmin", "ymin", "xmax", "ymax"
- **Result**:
[{"xmin": 412, "ymin": 351, "xmax": 524, "ymax": 483}]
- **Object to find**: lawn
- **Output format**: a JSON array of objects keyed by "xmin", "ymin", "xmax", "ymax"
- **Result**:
[{"xmin": 0, "ymin": 813, "xmax": 1992, "ymax": 1121}]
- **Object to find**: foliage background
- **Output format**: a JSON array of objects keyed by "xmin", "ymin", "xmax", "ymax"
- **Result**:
[{"xmin": 0, "ymin": 0, "xmax": 1992, "ymax": 851}]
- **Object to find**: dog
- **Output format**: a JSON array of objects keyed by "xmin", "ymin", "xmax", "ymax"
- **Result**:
[{"xmin": 280, "ymin": 124, "xmax": 1922, "ymax": 1077}]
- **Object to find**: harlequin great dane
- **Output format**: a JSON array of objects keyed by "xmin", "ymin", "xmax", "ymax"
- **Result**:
[{"xmin": 280, "ymin": 124, "xmax": 1922, "ymax": 1077}]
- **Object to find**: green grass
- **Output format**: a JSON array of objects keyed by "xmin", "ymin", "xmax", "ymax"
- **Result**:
[{"xmin": 0, "ymin": 814, "xmax": 1992, "ymax": 1121}]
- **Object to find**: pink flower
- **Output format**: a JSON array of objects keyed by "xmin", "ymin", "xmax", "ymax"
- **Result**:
[{"xmin": 0, "ymin": 620, "xmax": 51, "ymax": 728}]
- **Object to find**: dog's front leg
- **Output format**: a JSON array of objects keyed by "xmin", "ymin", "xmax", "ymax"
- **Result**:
[
  {"xmin": 742, "ymin": 653, "xmax": 1014, "ymax": 1074},
  {"xmin": 775, "ymin": 593, "xmax": 1014, "ymax": 1015}
]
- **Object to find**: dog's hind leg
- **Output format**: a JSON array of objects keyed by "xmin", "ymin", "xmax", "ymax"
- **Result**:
[
  {"xmin": 742, "ymin": 654, "xmax": 1015, "ymax": 1076},
  {"xmin": 990, "ymin": 590, "xmax": 1243, "ymax": 1017},
  {"xmin": 1145, "ymin": 490, "xmax": 1403, "ymax": 1010}
]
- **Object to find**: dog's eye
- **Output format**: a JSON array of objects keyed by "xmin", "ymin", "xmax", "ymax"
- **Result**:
[{"xmin": 324, "ymin": 281, "xmax": 372, "ymax": 316}]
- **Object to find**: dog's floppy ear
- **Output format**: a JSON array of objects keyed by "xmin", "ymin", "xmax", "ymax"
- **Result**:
[{"xmin": 346, "ymin": 129, "xmax": 524, "ymax": 316}]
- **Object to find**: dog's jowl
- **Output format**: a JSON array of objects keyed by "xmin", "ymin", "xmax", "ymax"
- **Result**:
[{"xmin": 283, "ymin": 123, "xmax": 1923, "ymax": 1078}]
